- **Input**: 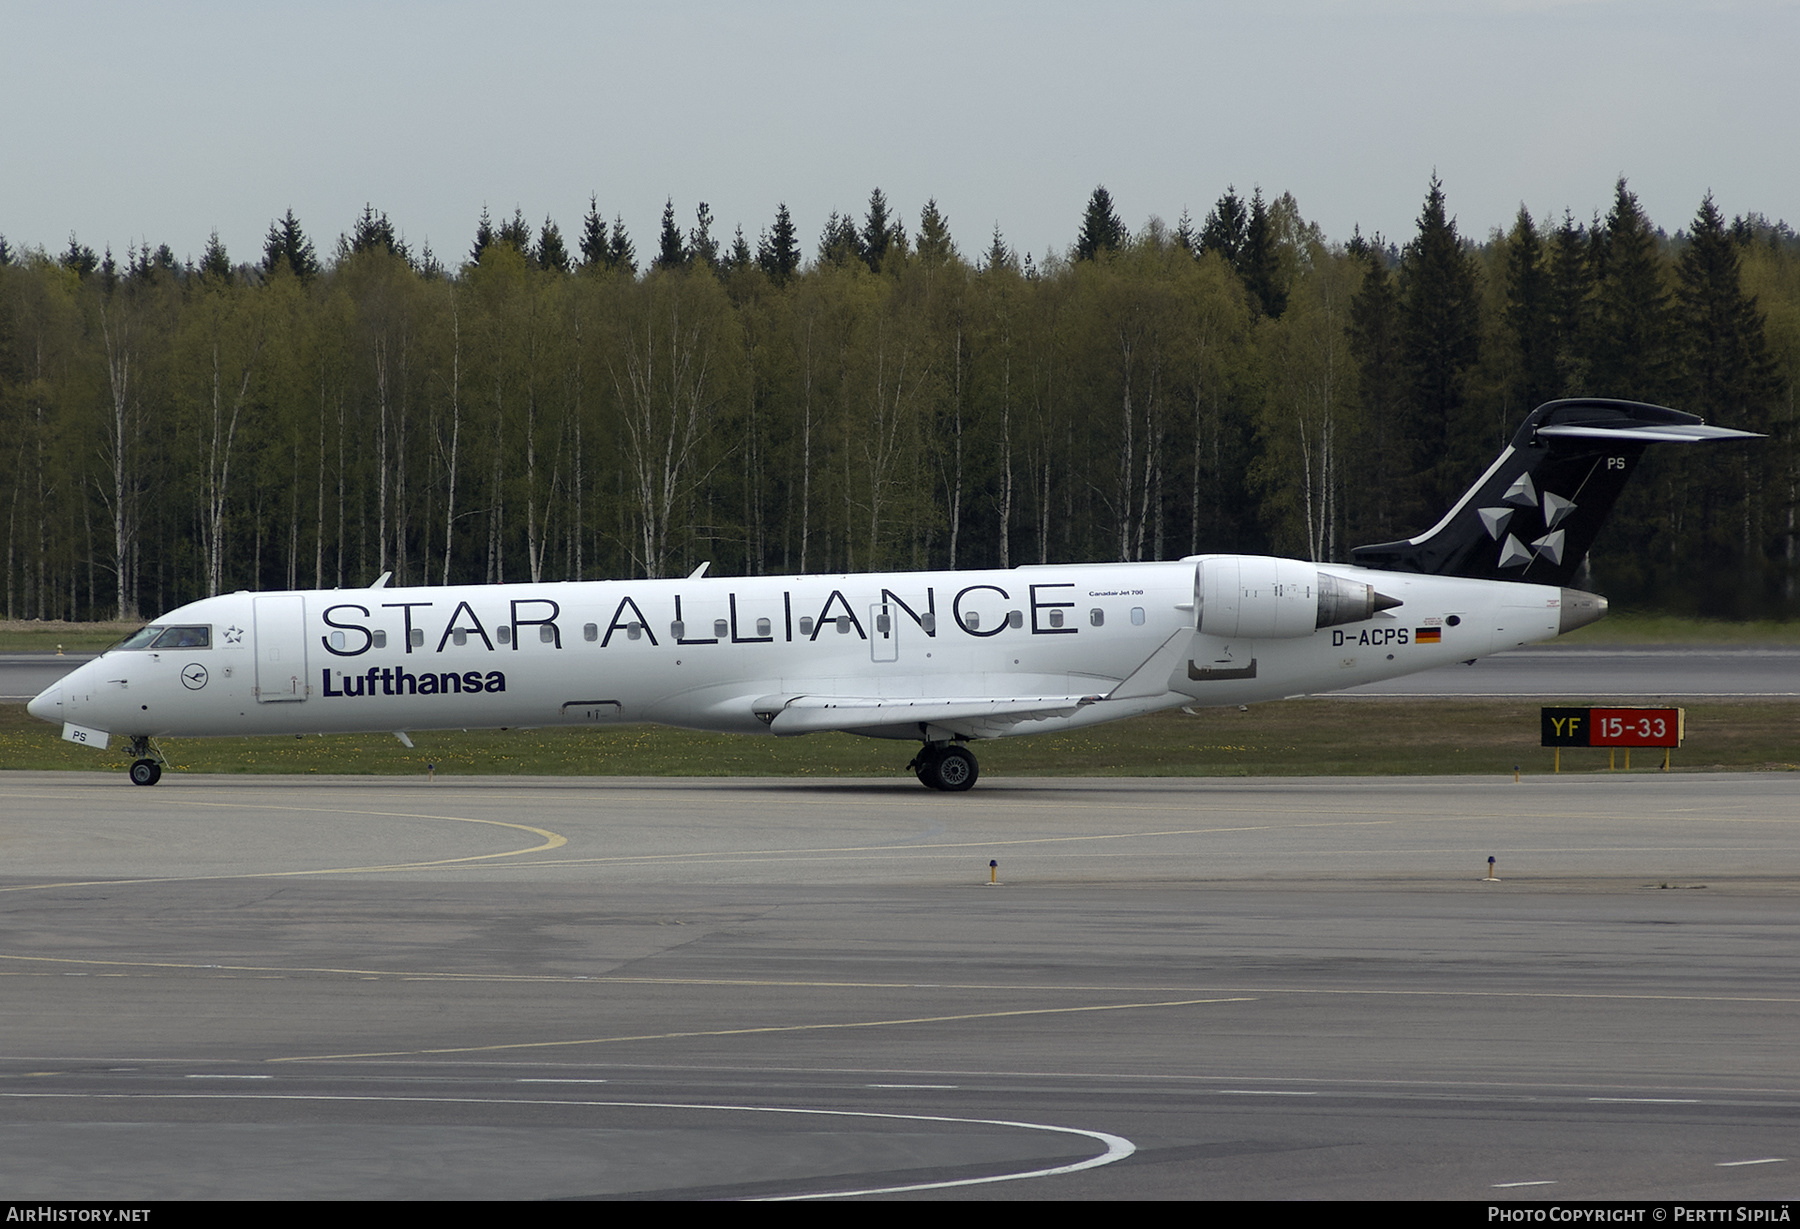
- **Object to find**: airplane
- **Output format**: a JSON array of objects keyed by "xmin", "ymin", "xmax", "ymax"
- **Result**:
[{"xmin": 26, "ymin": 398, "xmax": 1756, "ymax": 790}]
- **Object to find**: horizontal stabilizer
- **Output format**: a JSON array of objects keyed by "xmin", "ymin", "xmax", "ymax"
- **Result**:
[{"xmin": 1533, "ymin": 423, "xmax": 1761, "ymax": 443}]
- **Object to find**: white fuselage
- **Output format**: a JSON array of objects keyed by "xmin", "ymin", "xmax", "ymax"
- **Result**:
[{"xmin": 30, "ymin": 558, "xmax": 1570, "ymax": 747}]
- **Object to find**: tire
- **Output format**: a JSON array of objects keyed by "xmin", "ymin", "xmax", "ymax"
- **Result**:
[
  {"xmin": 129, "ymin": 759, "xmax": 161, "ymax": 787},
  {"xmin": 914, "ymin": 746, "xmax": 943, "ymax": 789},
  {"xmin": 932, "ymin": 745, "xmax": 979, "ymax": 792}
]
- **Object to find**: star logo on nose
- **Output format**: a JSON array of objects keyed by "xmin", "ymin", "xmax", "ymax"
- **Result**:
[{"xmin": 223, "ymin": 625, "xmax": 245, "ymax": 644}]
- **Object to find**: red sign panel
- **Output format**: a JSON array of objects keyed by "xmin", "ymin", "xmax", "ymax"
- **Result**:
[{"xmin": 1587, "ymin": 708, "xmax": 1684, "ymax": 747}]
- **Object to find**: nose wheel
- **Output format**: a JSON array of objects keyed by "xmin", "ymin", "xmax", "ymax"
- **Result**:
[
  {"xmin": 911, "ymin": 743, "xmax": 979, "ymax": 792},
  {"xmin": 125, "ymin": 736, "xmax": 166, "ymax": 786}
]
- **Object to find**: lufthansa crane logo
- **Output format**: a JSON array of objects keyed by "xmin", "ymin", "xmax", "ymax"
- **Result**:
[{"xmin": 181, "ymin": 663, "xmax": 209, "ymax": 690}]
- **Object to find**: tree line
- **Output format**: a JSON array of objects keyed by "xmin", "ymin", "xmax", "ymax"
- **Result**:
[{"xmin": 1, "ymin": 177, "xmax": 1794, "ymax": 624}]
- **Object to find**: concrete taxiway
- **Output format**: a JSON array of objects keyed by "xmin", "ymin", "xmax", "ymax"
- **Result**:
[{"xmin": 2, "ymin": 771, "xmax": 1798, "ymax": 1199}]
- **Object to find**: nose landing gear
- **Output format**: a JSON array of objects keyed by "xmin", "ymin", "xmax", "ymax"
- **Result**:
[
  {"xmin": 910, "ymin": 742, "xmax": 979, "ymax": 791},
  {"xmin": 125, "ymin": 736, "xmax": 166, "ymax": 786}
]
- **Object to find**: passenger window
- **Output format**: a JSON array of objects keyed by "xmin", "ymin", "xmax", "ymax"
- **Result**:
[
  {"xmin": 453, "ymin": 629, "xmax": 468, "ymax": 647},
  {"xmin": 1049, "ymin": 609, "xmax": 1064, "ymax": 628},
  {"xmin": 540, "ymin": 625, "xmax": 556, "ymax": 643},
  {"xmin": 836, "ymin": 615, "xmax": 852, "ymax": 634},
  {"xmin": 799, "ymin": 617, "xmax": 814, "ymax": 636},
  {"xmin": 965, "ymin": 611, "xmax": 981, "ymax": 631},
  {"xmin": 921, "ymin": 612, "xmax": 936, "ymax": 634},
  {"xmin": 410, "ymin": 628, "xmax": 424, "ymax": 647},
  {"xmin": 329, "ymin": 630, "xmax": 346, "ymax": 651},
  {"xmin": 627, "ymin": 622, "xmax": 643, "ymax": 640},
  {"xmin": 671, "ymin": 620, "xmax": 686, "ymax": 639},
  {"xmin": 1007, "ymin": 611, "xmax": 1023, "ymax": 629},
  {"xmin": 1131, "ymin": 607, "xmax": 1146, "ymax": 625},
  {"xmin": 497, "ymin": 626, "xmax": 512, "ymax": 644},
  {"xmin": 1090, "ymin": 608, "xmax": 1104, "ymax": 627},
  {"xmin": 713, "ymin": 618, "xmax": 730, "ymax": 638},
  {"xmin": 756, "ymin": 617, "xmax": 772, "ymax": 637},
  {"xmin": 583, "ymin": 623, "xmax": 598, "ymax": 642},
  {"xmin": 875, "ymin": 613, "xmax": 891, "ymax": 634},
  {"xmin": 372, "ymin": 630, "xmax": 387, "ymax": 649}
]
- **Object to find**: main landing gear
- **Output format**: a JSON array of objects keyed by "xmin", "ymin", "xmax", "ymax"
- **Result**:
[
  {"xmin": 126, "ymin": 736, "xmax": 165, "ymax": 787},
  {"xmin": 911, "ymin": 742, "xmax": 979, "ymax": 792}
]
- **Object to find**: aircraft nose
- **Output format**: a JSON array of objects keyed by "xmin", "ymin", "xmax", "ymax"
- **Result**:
[{"xmin": 26, "ymin": 680, "xmax": 61, "ymax": 724}]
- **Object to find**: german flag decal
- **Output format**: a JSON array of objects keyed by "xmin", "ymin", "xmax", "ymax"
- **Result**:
[{"xmin": 1415, "ymin": 627, "xmax": 1442, "ymax": 644}]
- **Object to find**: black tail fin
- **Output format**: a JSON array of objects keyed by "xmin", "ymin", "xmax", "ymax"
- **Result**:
[{"xmin": 1351, "ymin": 399, "xmax": 1758, "ymax": 586}]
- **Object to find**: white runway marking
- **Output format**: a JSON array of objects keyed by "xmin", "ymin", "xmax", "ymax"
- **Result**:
[
  {"xmin": 867, "ymin": 1083, "xmax": 957, "ymax": 1089},
  {"xmin": 0, "ymin": 1092, "xmax": 1135, "ymax": 1199},
  {"xmin": 1588, "ymin": 1097, "xmax": 1699, "ymax": 1104},
  {"xmin": 1717, "ymin": 1157, "xmax": 1786, "ymax": 1167}
]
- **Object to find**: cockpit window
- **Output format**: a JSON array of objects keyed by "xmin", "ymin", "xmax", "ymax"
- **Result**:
[
  {"xmin": 149, "ymin": 625, "xmax": 211, "ymax": 649},
  {"xmin": 112, "ymin": 625, "xmax": 164, "ymax": 651}
]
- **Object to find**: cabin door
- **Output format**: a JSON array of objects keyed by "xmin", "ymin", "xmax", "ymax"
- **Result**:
[{"xmin": 253, "ymin": 595, "xmax": 309, "ymax": 702}]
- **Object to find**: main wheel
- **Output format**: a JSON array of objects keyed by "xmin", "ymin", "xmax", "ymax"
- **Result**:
[
  {"xmin": 129, "ymin": 758, "xmax": 162, "ymax": 787},
  {"xmin": 929, "ymin": 745, "xmax": 979, "ymax": 792},
  {"xmin": 913, "ymin": 745, "xmax": 943, "ymax": 788}
]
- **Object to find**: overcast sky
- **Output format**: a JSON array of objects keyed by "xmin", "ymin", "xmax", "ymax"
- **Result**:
[{"xmin": 5, "ymin": 0, "xmax": 1796, "ymax": 269}]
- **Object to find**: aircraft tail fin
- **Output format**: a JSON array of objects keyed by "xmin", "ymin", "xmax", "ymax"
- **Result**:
[{"xmin": 1350, "ymin": 399, "xmax": 1759, "ymax": 586}]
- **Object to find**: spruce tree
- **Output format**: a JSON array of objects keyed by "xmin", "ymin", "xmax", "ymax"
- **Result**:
[
  {"xmin": 1174, "ymin": 208, "xmax": 1197, "ymax": 254},
  {"xmin": 496, "ymin": 208, "xmax": 532, "ymax": 253},
  {"xmin": 62, "ymin": 234, "xmax": 99, "ymax": 278},
  {"xmin": 1676, "ymin": 193, "xmax": 1780, "ymax": 424},
  {"xmin": 1239, "ymin": 188, "xmax": 1286, "ymax": 317},
  {"xmin": 817, "ymin": 211, "xmax": 862, "ymax": 267},
  {"xmin": 1589, "ymin": 180, "xmax": 1671, "ymax": 402},
  {"xmin": 417, "ymin": 242, "xmax": 444, "ymax": 280},
  {"xmin": 758, "ymin": 203, "xmax": 800, "ymax": 283},
  {"xmin": 262, "ymin": 209, "xmax": 320, "ymax": 281},
  {"xmin": 727, "ymin": 225, "xmax": 753, "ymax": 272},
  {"xmin": 1504, "ymin": 206, "xmax": 1557, "ymax": 412},
  {"xmin": 862, "ymin": 187, "xmax": 905, "ymax": 271},
  {"xmin": 535, "ymin": 217, "xmax": 571, "ymax": 272},
  {"xmin": 689, "ymin": 202, "xmax": 719, "ymax": 272},
  {"xmin": 608, "ymin": 216, "xmax": 637, "ymax": 274},
  {"xmin": 1075, "ymin": 186, "xmax": 1127, "ymax": 260},
  {"xmin": 1347, "ymin": 233, "xmax": 1405, "ymax": 541},
  {"xmin": 198, "ymin": 231, "xmax": 232, "ymax": 283},
  {"xmin": 1200, "ymin": 187, "xmax": 1248, "ymax": 265},
  {"xmin": 470, "ymin": 207, "xmax": 495, "ymax": 265},
  {"xmin": 984, "ymin": 224, "xmax": 1018, "ymax": 273},
  {"xmin": 1546, "ymin": 211, "xmax": 1594, "ymax": 395},
  {"xmin": 1397, "ymin": 176, "xmax": 1481, "ymax": 520},
  {"xmin": 350, "ymin": 204, "xmax": 407, "ymax": 259},
  {"xmin": 1670, "ymin": 194, "xmax": 1786, "ymax": 606},
  {"xmin": 579, "ymin": 196, "xmax": 609, "ymax": 269},
  {"xmin": 656, "ymin": 198, "xmax": 688, "ymax": 270},
  {"xmin": 916, "ymin": 200, "xmax": 956, "ymax": 267}
]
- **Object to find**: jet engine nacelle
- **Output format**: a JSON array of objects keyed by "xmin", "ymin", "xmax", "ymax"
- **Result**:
[{"xmin": 1194, "ymin": 556, "xmax": 1395, "ymax": 639}]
